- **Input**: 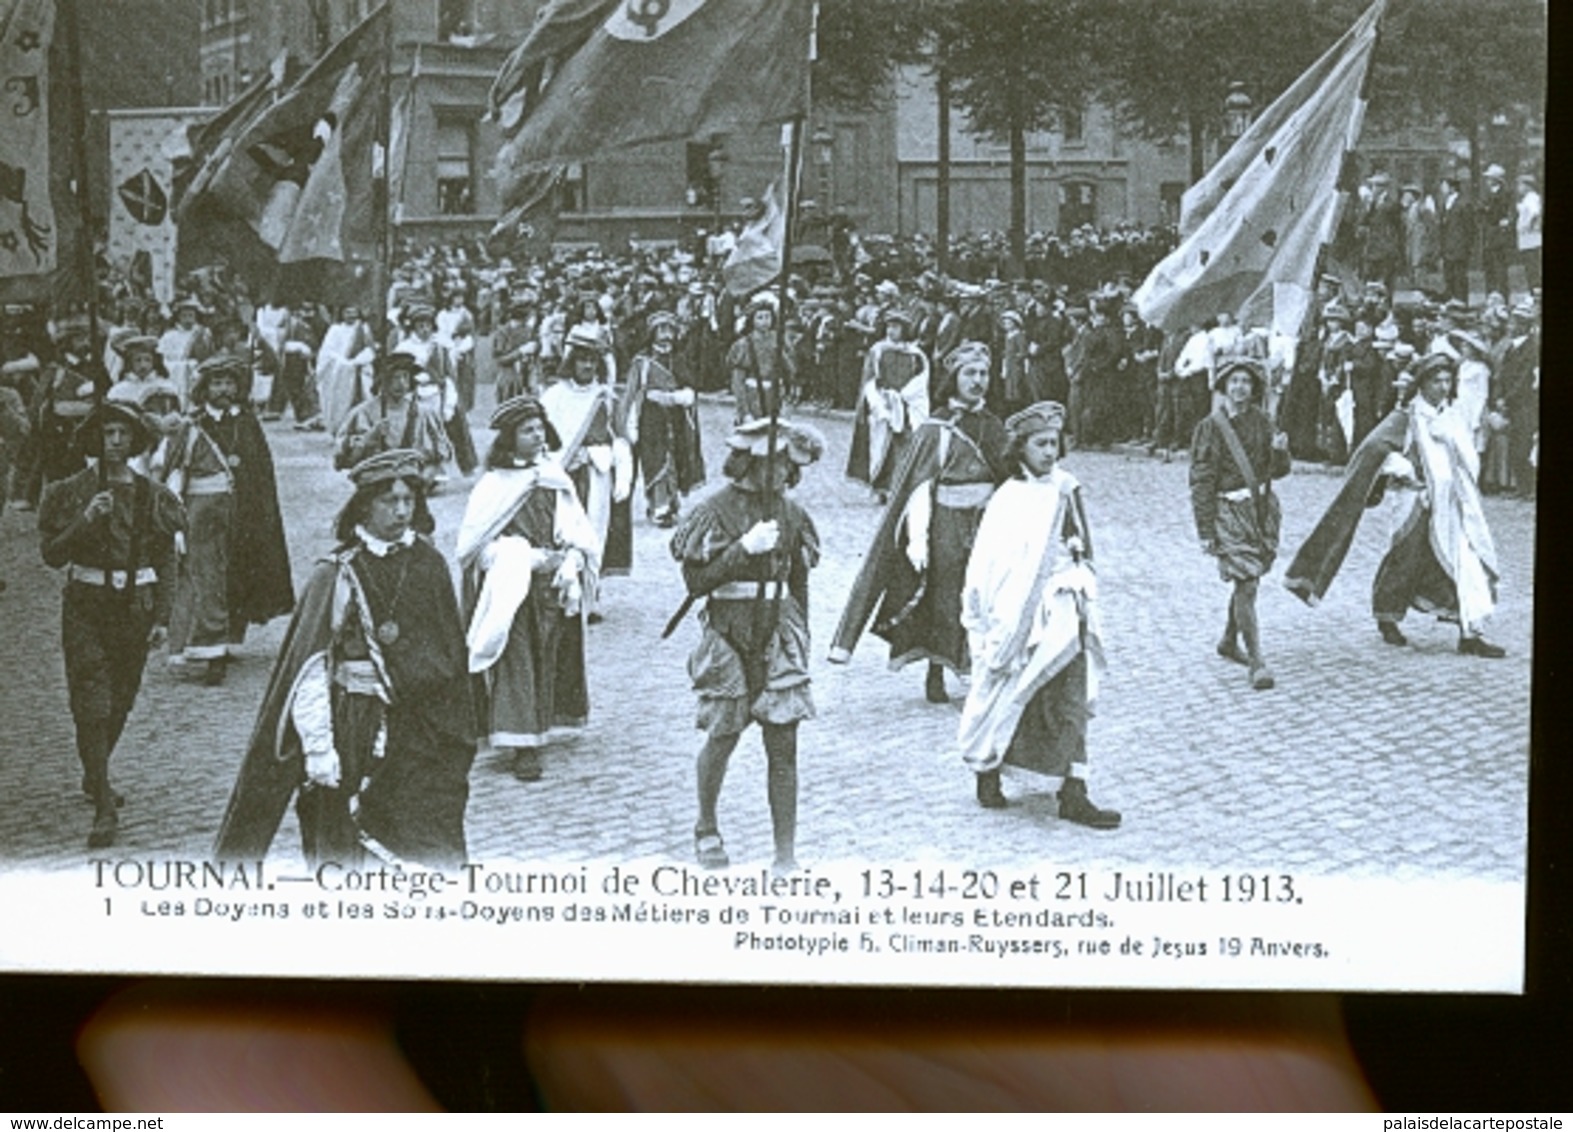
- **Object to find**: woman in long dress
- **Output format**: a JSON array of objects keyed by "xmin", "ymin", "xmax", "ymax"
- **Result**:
[
  {"xmin": 957, "ymin": 401, "xmax": 1119, "ymax": 827},
  {"xmin": 315, "ymin": 305, "xmax": 376, "ymax": 435}
]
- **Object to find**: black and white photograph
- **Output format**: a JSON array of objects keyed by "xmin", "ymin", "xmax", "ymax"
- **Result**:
[{"xmin": 0, "ymin": 0, "xmax": 1544, "ymax": 991}]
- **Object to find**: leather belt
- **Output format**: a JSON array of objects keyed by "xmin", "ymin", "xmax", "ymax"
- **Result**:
[
  {"xmin": 709, "ymin": 580, "xmax": 785, "ymax": 601},
  {"xmin": 67, "ymin": 564, "xmax": 157, "ymax": 589},
  {"xmin": 185, "ymin": 473, "xmax": 233, "ymax": 496},
  {"xmin": 935, "ymin": 482, "xmax": 995, "ymax": 509}
]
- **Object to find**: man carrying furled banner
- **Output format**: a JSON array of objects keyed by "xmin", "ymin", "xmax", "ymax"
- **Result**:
[
  {"xmin": 491, "ymin": 0, "xmax": 812, "ymax": 213},
  {"xmin": 1132, "ymin": 0, "xmax": 1386, "ymax": 343}
]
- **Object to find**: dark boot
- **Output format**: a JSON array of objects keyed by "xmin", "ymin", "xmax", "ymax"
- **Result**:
[
  {"xmin": 1459, "ymin": 634, "xmax": 1506, "ymax": 658},
  {"xmin": 925, "ymin": 663, "xmax": 949, "ymax": 704},
  {"xmin": 511, "ymin": 747, "xmax": 543, "ymax": 782},
  {"xmin": 1378, "ymin": 620, "xmax": 1408, "ymax": 646},
  {"xmin": 1057, "ymin": 776, "xmax": 1120, "ymax": 829},
  {"xmin": 975, "ymin": 768, "xmax": 1007, "ymax": 809}
]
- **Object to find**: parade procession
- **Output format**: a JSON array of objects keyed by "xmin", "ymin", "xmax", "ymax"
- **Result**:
[{"xmin": 0, "ymin": 0, "xmax": 1540, "ymax": 940}]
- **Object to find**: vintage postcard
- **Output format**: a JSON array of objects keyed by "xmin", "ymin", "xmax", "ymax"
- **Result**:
[{"xmin": 0, "ymin": 0, "xmax": 1541, "ymax": 990}]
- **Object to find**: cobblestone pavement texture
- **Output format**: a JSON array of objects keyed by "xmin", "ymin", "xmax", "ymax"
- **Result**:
[{"xmin": 0, "ymin": 396, "xmax": 1533, "ymax": 882}]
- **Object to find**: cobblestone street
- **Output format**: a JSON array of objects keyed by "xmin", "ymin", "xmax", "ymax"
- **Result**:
[{"xmin": 0, "ymin": 399, "xmax": 1534, "ymax": 882}]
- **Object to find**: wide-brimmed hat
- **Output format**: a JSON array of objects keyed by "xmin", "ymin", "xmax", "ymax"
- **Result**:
[
  {"xmin": 190, "ymin": 353, "xmax": 250, "ymax": 402},
  {"xmin": 746, "ymin": 290, "xmax": 780, "ymax": 313},
  {"xmin": 1005, "ymin": 401, "xmax": 1066, "ymax": 439},
  {"xmin": 999, "ymin": 309, "xmax": 1023, "ymax": 326},
  {"xmin": 646, "ymin": 309, "xmax": 679, "ymax": 334},
  {"xmin": 1483, "ymin": 163, "xmax": 1507, "ymax": 181},
  {"xmin": 564, "ymin": 325, "xmax": 607, "ymax": 355},
  {"xmin": 489, "ymin": 394, "xmax": 562, "ymax": 449},
  {"xmin": 402, "ymin": 300, "xmax": 436, "ymax": 324},
  {"xmin": 172, "ymin": 296, "xmax": 206, "ymax": 315},
  {"xmin": 372, "ymin": 349, "xmax": 422, "ymax": 389},
  {"xmin": 1412, "ymin": 352, "xmax": 1456, "ymax": 387},
  {"xmin": 50, "ymin": 313, "xmax": 91, "ymax": 342},
  {"xmin": 1447, "ymin": 328, "xmax": 1490, "ymax": 356},
  {"xmin": 1214, "ymin": 355, "xmax": 1268, "ymax": 393},
  {"xmin": 108, "ymin": 376, "xmax": 181, "ymax": 411},
  {"xmin": 75, "ymin": 399, "xmax": 152, "ymax": 455},
  {"xmin": 882, "ymin": 307, "xmax": 914, "ymax": 329},
  {"xmin": 725, "ymin": 417, "xmax": 825, "ymax": 465},
  {"xmin": 943, "ymin": 340, "xmax": 991, "ymax": 378},
  {"xmin": 1322, "ymin": 302, "xmax": 1351, "ymax": 323},
  {"xmin": 113, "ymin": 334, "xmax": 160, "ymax": 359},
  {"xmin": 348, "ymin": 448, "xmax": 426, "ymax": 490}
]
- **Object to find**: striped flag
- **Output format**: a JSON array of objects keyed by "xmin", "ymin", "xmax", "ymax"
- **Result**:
[
  {"xmin": 1133, "ymin": 0, "xmax": 1386, "ymax": 339},
  {"xmin": 492, "ymin": 0, "xmax": 812, "ymax": 211}
]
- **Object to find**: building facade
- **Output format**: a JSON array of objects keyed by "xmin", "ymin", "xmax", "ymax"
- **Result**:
[{"xmin": 891, "ymin": 69, "xmax": 1192, "ymax": 237}]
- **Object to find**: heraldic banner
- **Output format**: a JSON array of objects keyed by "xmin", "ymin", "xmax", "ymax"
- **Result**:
[
  {"xmin": 492, "ymin": 0, "xmax": 812, "ymax": 206},
  {"xmin": 108, "ymin": 108, "xmax": 208, "ymax": 304},
  {"xmin": 0, "ymin": 0, "xmax": 57, "ymax": 283}
]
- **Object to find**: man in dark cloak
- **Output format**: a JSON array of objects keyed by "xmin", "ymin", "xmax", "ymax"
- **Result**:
[
  {"xmin": 214, "ymin": 449, "xmax": 477, "ymax": 868},
  {"xmin": 161, "ymin": 354, "xmax": 294, "ymax": 685},
  {"xmin": 618, "ymin": 310, "xmax": 705, "ymax": 528},
  {"xmin": 829, "ymin": 341, "xmax": 1011, "ymax": 705}
]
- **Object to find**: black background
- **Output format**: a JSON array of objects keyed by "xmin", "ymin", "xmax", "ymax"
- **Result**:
[{"xmin": 2, "ymin": 15, "xmax": 1567, "ymax": 1111}]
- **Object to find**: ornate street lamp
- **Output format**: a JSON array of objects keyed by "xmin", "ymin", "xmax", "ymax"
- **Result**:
[
  {"xmin": 811, "ymin": 124, "xmax": 833, "ymax": 209},
  {"xmin": 1223, "ymin": 81, "xmax": 1255, "ymax": 146}
]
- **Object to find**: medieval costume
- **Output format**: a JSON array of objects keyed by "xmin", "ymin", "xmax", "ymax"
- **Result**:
[
  {"xmin": 398, "ymin": 304, "xmax": 478, "ymax": 478},
  {"xmin": 726, "ymin": 294, "xmax": 792, "ymax": 425},
  {"xmin": 156, "ymin": 297, "xmax": 214, "ymax": 407},
  {"xmin": 618, "ymin": 311, "xmax": 705, "ymax": 527},
  {"xmin": 956, "ymin": 401, "xmax": 1117, "ymax": 828},
  {"xmin": 335, "ymin": 351, "xmax": 453, "ymax": 480},
  {"xmin": 829, "ymin": 341, "xmax": 1011, "ymax": 704},
  {"xmin": 669, "ymin": 418, "xmax": 824, "ymax": 872},
  {"xmin": 266, "ymin": 305, "xmax": 322, "ymax": 428},
  {"xmin": 1189, "ymin": 357, "xmax": 1292, "ymax": 691},
  {"xmin": 540, "ymin": 333, "xmax": 634, "ymax": 607},
  {"xmin": 214, "ymin": 449, "xmax": 478, "ymax": 867},
  {"xmin": 1284, "ymin": 353, "xmax": 1504, "ymax": 657},
  {"xmin": 846, "ymin": 309, "xmax": 930, "ymax": 497},
  {"xmin": 314, "ymin": 307, "xmax": 377, "ymax": 435},
  {"xmin": 161, "ymin": 355, "xmax": 294, "ymax": 684},
  {"xmin": 457, "ymin": 397, "xmax": 601, "ymax": 782},
  {"xmin": 435, "ymin": 296, "xmax": 478, "ymax": 411},
  {"xmin": 39, "ymin": 402, "xmax": 185, "ymax": 848},
  {"xmin": 26, "ymin": 317, "xmax": 103, "ymax": 503},
  {"xmin": 492, "ymin": 302, "xmax": 540, "ymax": 402}
]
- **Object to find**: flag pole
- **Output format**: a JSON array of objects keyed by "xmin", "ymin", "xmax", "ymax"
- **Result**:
[
  {"xmin": 753, "ymin": 0, "xmax": 812, "ymax": 632},
  {"xmin": 60, "ymin": 0, "xmax": 105, "ymax": 490},
  {"xmin": 761, "ymin": 0, "xmax": 814, "ymax": 504},
  {"xmin": 376, "ymin": 2, "xmax": 394, "ymax": 345}
]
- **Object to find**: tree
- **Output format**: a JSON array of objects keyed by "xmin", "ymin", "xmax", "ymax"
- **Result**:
[
  {"xmin": 1368, "ymin": 0, "xmax": 1547, "ymax": 185},
  {"xmin": 813, "ymin": 0, "xmax": 925, "ymax": 110},
  {"xmin": 1093, "ymin": 0, "xmax": 1326, "ymax": 185},
  {"xmin": 943, "ymin": 0, "xmax": 1100, "ymax": 276}
]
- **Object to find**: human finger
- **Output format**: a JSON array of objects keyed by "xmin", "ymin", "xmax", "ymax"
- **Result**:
[
  {"xmin": 524, "ymin": 988, "xmax": 1376, "ymax": 1111},
  {"xmin": 78, "ymin": 980, "xmax": 441, "ymax": 1112}
]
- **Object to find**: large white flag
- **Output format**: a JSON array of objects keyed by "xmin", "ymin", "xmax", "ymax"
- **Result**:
[{"xmin": 1133, "ymin": 0, "xmax": 1385, "ymax": 339}]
